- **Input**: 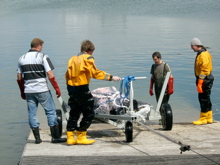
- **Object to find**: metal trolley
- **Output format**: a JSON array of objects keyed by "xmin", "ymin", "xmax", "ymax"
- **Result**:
[{"xmin": 57, "ymin": 72, "xmax": 173, "ymax": 142}]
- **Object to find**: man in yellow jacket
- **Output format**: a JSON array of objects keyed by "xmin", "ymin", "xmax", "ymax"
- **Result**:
[
  {"xmin": 65, "ymin": 40, "xmax": 120, "ymax": 145},
  {"xmin": 191, "ymin": 38, "xmax": 214, "ymax": 125}
]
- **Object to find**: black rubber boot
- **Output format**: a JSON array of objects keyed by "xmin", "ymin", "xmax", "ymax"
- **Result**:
[
  {"xmin": 50, "ymin": 125, "xmax": 67, "ymax": 143},
  {"xmin": 32, "ymin": 127, "xmax": 42, "ymax": 144}
]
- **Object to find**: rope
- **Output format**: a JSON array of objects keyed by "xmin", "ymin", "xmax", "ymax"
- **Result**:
[
  {"xmin": 137, "ymin": 121, "xmax": 186, "ymax": 150},
  {"xmin": 189, "ymin": 149, "xmax": 220, "ymax": 165},
  {"xmin": 119, "ymin": 76, "xmax": 135, "ymax": 99},
  {"xmin": 137, "ymin": 121, "xmax": 220, "ymax": 165}
]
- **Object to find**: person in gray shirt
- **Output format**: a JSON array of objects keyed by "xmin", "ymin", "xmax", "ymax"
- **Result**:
[{"xmin": 149, "ymin": 51, "xmax": 174, "ymax": 109}]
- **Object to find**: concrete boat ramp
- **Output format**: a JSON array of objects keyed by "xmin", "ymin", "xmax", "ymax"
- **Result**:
[{"xmin": 19, "ymin": 119, "xmax": 220, "ymax": 165}]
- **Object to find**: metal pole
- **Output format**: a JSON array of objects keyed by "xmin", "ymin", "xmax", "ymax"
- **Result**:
[
  {"xmin": 137, "ymin": 121, "xmax": 190, "ymax": 154},
  {"xmin": 129, "ymin": 81, "xmax": 134, "ymax": 113},
  {"xmin": 58, "ymin": 96, "xmax": 70, "ymax": 120},
  {"xmin": 155, "ymin": 72, "xmax": 171, "ymax": 113}
]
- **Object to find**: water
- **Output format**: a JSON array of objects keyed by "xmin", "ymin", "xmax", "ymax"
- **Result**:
[{"xmin": 0, "ymin": 0, "xmax": 220, "ymax": 164}]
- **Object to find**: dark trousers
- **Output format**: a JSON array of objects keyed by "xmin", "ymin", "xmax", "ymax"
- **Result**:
[
  {"xmin": 155, "ymin": 85, "xmax": 170, "ymax": 103},
  {"xmin": 155, "ymin": 85, "xmax": 170, "ymax": 112},
  {"xmin": 197, "ymin": 74, "xmax": 214, "ymax": 113},
  {"xmin": 66, "ymin": 85, "xmax": 95, "ymax": 131}
]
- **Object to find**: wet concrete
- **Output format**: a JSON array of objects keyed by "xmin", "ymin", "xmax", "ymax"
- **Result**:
[{"xmin": 19, "ymin": 118, "xmax": 220, "ymax": 165}]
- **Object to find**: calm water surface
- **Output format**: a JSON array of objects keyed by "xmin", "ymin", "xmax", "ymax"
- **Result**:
[{"xmin": 0, "ymin": 0, "xmax": 220, "ymax": 164}]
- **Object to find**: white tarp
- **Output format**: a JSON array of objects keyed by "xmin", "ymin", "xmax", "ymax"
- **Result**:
[{"xmin": 92, "ymin": 86, "xmax": 151, "ymax": 122}]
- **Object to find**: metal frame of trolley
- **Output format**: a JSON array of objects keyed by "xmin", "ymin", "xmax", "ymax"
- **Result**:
[
  {"xmin": 94, "ymin": 72, "xmax": 173, "ymax": 142},
  {"xmin": 56, "ymin": 72, "xmax": 173, "ymax": 142}
]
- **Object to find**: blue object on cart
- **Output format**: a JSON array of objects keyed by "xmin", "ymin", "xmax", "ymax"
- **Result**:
[{"xmin": 119, "ymin": 76, "xmax": 135, "ymax": 99}]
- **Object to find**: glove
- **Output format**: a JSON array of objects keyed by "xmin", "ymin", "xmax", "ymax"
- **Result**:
[
  {"xmin": 112, "ymin": 76, "xmax": 121, "ymax": 81},
  {"xmin": 49, "ymin": 77, "xmax": 61, "ymax": 97},
  {"xmin": 149, "ymin": 78, "xmax": 154, "ymax": 96},
  {"xmin": 17, "ymin": 79, "xmax": 25, "ymax": 100},
  {"xmin": 197, "ymin": 79, "xmax": 204, "ymax": 93},
  {"xmin": 167, "ymin": 77, "xmax": 174, "ymax": 95}
]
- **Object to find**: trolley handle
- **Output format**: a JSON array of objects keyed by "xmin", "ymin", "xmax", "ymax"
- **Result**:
[
  {"xmin": 121, "ymin": 76, "xmax": 147, "ymax": 80},
  {"xmin": 134, "ymin": 77, "xmax": 147, "ymax": 80}
]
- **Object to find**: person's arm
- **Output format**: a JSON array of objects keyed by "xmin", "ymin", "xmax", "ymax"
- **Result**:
[
  {"xmin": 112, "ymin": 76, "xmax": 120, "ymax": 81},
  {"xmin": 86, "ymin": 55, "xmax": 120, "ymax": 81},
  {"xmin": 17, "ymin": 73, "xmax": 22, "ymax": 80},
  {"xmin": 166, "ymin": 64, "xmax": 174, "ymax": 95},
  {"xmin": 167, "ymin": 77, "xmax": 174, "ymax": 95},
  {"xmin": 16, "ymin": 73, "xmax": 25, "ymax": 100},
  {"xmin": 197, "ymin": 54, "xmax": 210, "ymax": 93},
  {"xmin": 149, "ymin": 64, "xmax": 155, "ymax": 96},
  {"xmin": 149, "ymin": 75, "xmax": 154, "ymax": 96},
  {"xmin": 47, "ymin": 70, "xmax": 61, "ymax": 98}
]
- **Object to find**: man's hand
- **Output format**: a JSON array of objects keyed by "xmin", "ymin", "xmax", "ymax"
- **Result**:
[
  {"xmin": 17, "ymin": 79, "xmax": 26, "ymax": 100},
  {"xmin": 197, "ymin": 79, "xmax": 204, "ymax": 93},
  {"xmin": 149, "ymin": 77, "xmax": 154, "ymax": 96},
  {"xmin": 49, "ymin": 77, "xmax": 61, "ymax": 97},
  {"xmin": 112, "ymin": 76, "xmax": 121, "ymax": 81},
  {"xmin": 149, "ymin": 89, "xmax": 154, "ymax": 96}
]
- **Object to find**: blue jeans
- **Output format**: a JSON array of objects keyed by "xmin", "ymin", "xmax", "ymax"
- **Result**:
[{"xmin": 26, "ymin": 91, "xmax": 58, "ymax": 128}]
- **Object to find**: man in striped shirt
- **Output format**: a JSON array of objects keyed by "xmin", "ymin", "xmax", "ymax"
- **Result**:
[{"xmin": 17, "ymin": 38, "xmax": 66, "ymax": 144}]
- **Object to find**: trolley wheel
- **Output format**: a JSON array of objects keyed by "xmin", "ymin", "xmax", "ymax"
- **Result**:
[
  {"xmin": 125, "ymin": 121, "xmax": 133, "ymax": 142},
  {"xmin": 161, "ymin": 103, "xmax": 173, "ymax": 130},
  {"xmin": 56, "ymin": 109, "xmax": 63, "ymax": 137}
]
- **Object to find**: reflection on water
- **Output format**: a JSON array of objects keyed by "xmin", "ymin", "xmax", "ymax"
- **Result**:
[{"xmin": 1, "ymin": 0, "xmax": 220, "ymax": 164}]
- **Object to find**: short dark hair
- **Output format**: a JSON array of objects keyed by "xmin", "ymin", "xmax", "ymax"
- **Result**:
[
  {"xmin": 31, "ymin": 38, "xmax": 44, "ymax": 48},
  {"xmin": 81, "ymin": 40, "xmax": 95, "ymax": 52},
  {"xmin": 152, "ymin": 51, "xmax": 161, "ymax": 59}
]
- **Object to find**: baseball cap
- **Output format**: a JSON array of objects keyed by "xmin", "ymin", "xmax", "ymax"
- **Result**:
[{"xmin": 190, "ymin": 37, "xmax": 202, "ymax": 46}]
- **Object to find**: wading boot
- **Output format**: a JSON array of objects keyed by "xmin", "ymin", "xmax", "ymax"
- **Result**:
[
  {"xmin": 50, "ymin": 125, "xmax": 67, "ymax": 143},
  {"xmin": 32, "ymin": 127, "xmax": 42, "ymax": 144},
  {"xmin": 66, "ymin": 131, "xmax": 76, "ymax": 145},
  {"xmin": 207, "ymin": 111, "xmax": 213, "ymax": 124},
  {"xmin": 76, "ymin": 131, "xmax": 95, "ymax": 145},
  {"xmin": 192, "ymin": 112, "xmax": 208, "ymax": 125}
]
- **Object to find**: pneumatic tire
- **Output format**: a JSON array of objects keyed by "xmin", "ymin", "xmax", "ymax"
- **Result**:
[
  {"xmin": 161, "ymin": 103, "xmax": 173, "ymax": 130},
  {"xmin": 56, "ymin": 109, "xmax": 63, "ymax": 137},
  {"xmin": 125, "ymin": 121, "xmax": 133, "ymax": 142}
]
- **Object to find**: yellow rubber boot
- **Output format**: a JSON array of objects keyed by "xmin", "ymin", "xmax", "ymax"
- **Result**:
[
  {"xmin": 76, "ymin": 131, "xmax": 95, "ymax": 145},
  {"xmin": 207, "ymin": 111, "xmax": 213, "ymax": 124},
  {"xmin": 192, "ymin": 112, "xmax": 207, "ymax": 125},
  {"xmin": 66, "ymin": 131, "xmax": 76, "ymax": 145}
]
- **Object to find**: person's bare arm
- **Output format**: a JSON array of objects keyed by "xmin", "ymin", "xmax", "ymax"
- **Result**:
[
  {"xmin": 47, "ymin": 70, "xmax": 54, "ymax": 79},
  {"xmin": 17, "ymin": 73, "xmax": 23, "ymax": 80}
]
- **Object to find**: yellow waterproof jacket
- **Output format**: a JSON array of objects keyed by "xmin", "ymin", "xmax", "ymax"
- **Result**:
[
  {"xmin": 194, "ymin": 50, "xmax": 212, "ymax": 79},
  {"xmin": 66, "ymin": 53, "xmax": 112, "ymax": 86}
]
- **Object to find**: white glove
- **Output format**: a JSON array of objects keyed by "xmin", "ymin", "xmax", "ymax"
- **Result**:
[{"xmin": 112, "ymin": 76, "xmax": 121, "ymax": 81}]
